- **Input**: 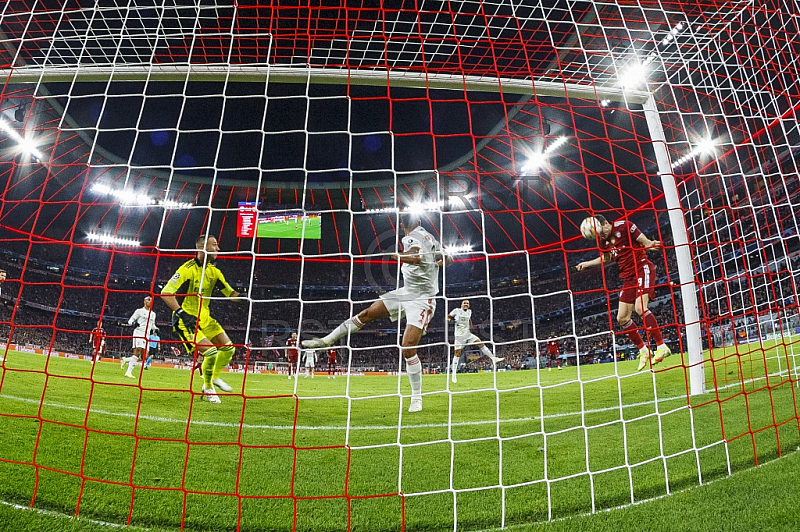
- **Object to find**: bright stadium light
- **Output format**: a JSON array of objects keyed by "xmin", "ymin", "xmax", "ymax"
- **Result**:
[
  {"xmin": 365, "ymin": 206, "xmax": 398, "ymax": 213},
  {"xmin": 671, "ymin": 138, "xmax": 716, "ymax": 169},
  {"xmin": 91, "ymin": 183, "xmax": 155, "ymax": 206},
  {"xmin": 402, "ymin": 200, "xmax": 446, "ymax": 214},
  {"xmin": 158, "ymin": 199, "xmax": 192, "ymax": 209},
  {"xmin": 87, "ymin": 232, "xmax": 141, "ymax": 246},
  {"xmin": 521, "ymin": 136, "xmax": 569, "ymax": 173},
  {"xmin": 0, "ymin": 116, "xmax": 44, "ymax": 160},
  {"xmin": 444, "ymin": 244, "xmax": 473, "ymax": 255},
  {"xmin": 618, "ymin": 62, "xmax": 649, "ymax": 89}
]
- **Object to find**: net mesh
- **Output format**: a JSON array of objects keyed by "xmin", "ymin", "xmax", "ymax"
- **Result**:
[{"xmin": 0, "ymin": 1, "xmax": 798, "ymax": 530}]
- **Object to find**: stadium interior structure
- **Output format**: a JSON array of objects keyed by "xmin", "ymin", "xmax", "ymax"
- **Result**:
[{"xmin": 0, "ymin": 1, "xmax": 798, "ymax": 531}]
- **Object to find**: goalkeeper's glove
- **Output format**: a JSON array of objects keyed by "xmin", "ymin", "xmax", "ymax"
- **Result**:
[
  {"xmin": 230, "ymin": 287, "xmax": 247, "ymax": 303},
  {"xmin": 172, "ymin": 309, "xmax": 198, "ymax": 332}
]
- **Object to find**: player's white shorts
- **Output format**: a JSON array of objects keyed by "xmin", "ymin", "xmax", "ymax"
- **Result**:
[
  {"xmin": 380, "ymin": 287, "xmax": 436, "ymax": 332},
  {"xmin": 132, "ymin": 337, "xmax": 147, "ymax": 350},
  {"xmin": 454, "ymin": 333, "xmax": 482, "ymax": 351},
  {"xmin": 305, "ymin": 356, "xmax": 315, "ymax": 368}
]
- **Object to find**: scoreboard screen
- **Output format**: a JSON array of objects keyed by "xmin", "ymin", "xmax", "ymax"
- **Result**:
[{"xmin": 237, "ymin": 203, "xmax": 321, "ymax": 239}]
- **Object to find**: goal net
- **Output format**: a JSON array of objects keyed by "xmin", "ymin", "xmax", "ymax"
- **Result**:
[{"xmin": 0, "ymin": 1, "xmax": 798, "ymax": 530}]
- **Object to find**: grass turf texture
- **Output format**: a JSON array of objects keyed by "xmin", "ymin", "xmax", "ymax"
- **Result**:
[{"xmin": 0, "ymin": 341, "xmax": 798, "ymax": 531}]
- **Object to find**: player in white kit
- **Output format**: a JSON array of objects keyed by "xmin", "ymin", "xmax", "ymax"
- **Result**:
[
  {"xmin": 303, "ymin": 216, "xmax": 453, "ymax": 412},
  {"xmin": 448, "ymin": 300, "xmax": 503, "ymax": 383},
  {"xmin": 122, "ymin": 296, "xmax": 157, "ymax": 378},
  {"xmin": 303, "ymin": 349, "xmax": 316, "ymax": 378}
]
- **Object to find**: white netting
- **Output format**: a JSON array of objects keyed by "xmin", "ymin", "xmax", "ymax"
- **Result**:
[{"xmin": 0, "ymin": 1, "xmax": 798, "ymax": 530}]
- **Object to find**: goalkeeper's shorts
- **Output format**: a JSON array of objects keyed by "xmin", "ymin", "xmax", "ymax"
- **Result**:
[{"xmin": 172, "ymin": 311, "xmax": 227, "ymax": 353}]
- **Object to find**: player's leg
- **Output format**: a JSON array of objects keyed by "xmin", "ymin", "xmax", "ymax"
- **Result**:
[
  {"xmin": 303, "ymin": 299, "xmax": 390, "ymax": 349},
  {"xmin": 635, "ymin": 292, "xmax": 671, "ymax": 364},
  {"xmin": 125, "ymin": 346, "xmax": 143, "ymax": 377},
  {"xmin": 451, "ymin": 347, "xmax": 461, "ymax": 383},
  {"xmin": 401, "ymin": 323, "xmax": 426, "ymax": 412},
  {"xmin": 474, "ymin": 339, "xmax": 504, "ymax": 366},
  {"xmin": 618, "ymin": 298, "xmax": 648, "ymax": 370},
  {"xmin": 174, "ymin": 318, "xmax": 222, "ymax": 402},
  {"xmin": 208, "ymin": 328, "xmax": 235, "ymax": 392}
]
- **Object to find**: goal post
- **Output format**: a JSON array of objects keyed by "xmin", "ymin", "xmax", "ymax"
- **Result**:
[{"xmin": 643, "ymin": 94, "xmax": 705, "ymax": 396}]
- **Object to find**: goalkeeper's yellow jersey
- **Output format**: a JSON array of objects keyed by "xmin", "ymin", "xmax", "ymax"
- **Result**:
[{"xmin": 161, "ymin": 258, "xmax": 235, "ymax": 318}]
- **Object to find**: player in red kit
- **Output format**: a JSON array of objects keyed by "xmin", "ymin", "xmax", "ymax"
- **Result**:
[
  {"xmin": 286, "ymin": 332, "xmax": 299, "ymax": 379},
  {"xmin": 90, "ymin": 319, "xmax": 106, "ymax": 365},
  {"xmin": 326, "ymin": 347, "xmax": 338, "ymax": 379},
  {"xmin": 576, "ymin": 215, "xmax": 671, "ymax": 371},
  {"xmin": 546, "ymin": 337, "xmax": 560, "ymax": 371}
]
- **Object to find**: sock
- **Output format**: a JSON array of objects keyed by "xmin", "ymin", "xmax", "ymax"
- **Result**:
[
  {"xmin": 323, "ymin": 316, "xmax": 364, "ymax": 344},
  {"xmin": 405, "ymin": 355, "xmax": 422, "ymax": 398},
  {"xmin": 125, "ymin": 356, "xmax": 138, "ymax": 376},
  {"xmin": 620, "ymin": 320, "xmax": 645, "ymax": 350},
  {"xmin": 201, "ymin": 347, "xmax": 219, "ymax": 387},
  {"xmin": 212, "ymin": 344, "xmax": 235, "ymax": 380},
  {"xmin": 643, "ymin": 311, "xmax": 665, "ymax": 346},
  {"xmin": 451, "ymin": 355, "xmax": 459, "ymax": 372},
  {"xmin": 479, "ymin": 345, "xmax": 493, "ymax": 358}
]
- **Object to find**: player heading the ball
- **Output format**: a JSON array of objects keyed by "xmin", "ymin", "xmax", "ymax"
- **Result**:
[
  {"xmin": 448, "ymin": 299, "xmax": 503, "ymax": 383},
  {"xmin": 161, "ymin": 234, "xmax": 244, "ymax": 403},
  {"xmin": 303, "ymin": 215, "xmax": 454, "ymax": 412},
  {"xmin": 576, "ymin": 214, "xmax": 671, "ymax": 370}
]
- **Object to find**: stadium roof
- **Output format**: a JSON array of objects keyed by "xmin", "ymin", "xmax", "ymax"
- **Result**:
[{"xmin": 0, "ymin": 1, "xmax": 786, "ymax": 257}]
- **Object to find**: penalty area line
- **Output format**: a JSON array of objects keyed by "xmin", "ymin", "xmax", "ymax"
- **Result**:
[{"xmin": 1, "ymin": 393, "xmax": 685, "ymax": 431}]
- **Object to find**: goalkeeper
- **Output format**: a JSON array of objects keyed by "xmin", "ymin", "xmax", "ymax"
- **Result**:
[{"xmin": 161, "ymin": 234, "xmax": 242, "ymax": 403}]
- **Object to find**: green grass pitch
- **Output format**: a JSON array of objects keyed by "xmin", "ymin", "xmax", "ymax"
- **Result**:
[
  {"xmin": 257, "ymin": 217, "xmax": 321, "ymax": 239},
  {"xmin": 0, "ymin": 342, "xmax": 798, "ymax": 531}
]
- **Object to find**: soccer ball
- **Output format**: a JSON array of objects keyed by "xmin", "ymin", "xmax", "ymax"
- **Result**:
[{"xmin": 580, "ymin": 216, "xmax": 601, "ymax": 240}]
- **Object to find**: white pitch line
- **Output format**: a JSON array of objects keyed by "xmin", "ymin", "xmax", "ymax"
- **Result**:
[
  {"xmin": 0, "ymin": 498, "xmax": 149, "ymax": 530},
  {"xmin": 0, "ymin": 393, "xmax": 685, "ymax": 431}
]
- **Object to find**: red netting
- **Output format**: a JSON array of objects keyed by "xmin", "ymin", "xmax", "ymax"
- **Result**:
[{"xmin": 0, "ymin": 1, "xmax": 798, "ymax": 530}]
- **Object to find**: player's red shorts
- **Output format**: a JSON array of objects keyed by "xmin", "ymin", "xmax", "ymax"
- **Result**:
[
  {"xmin": 328, "ymin": 356, "xmax": 336, "ymax": 366},
  {"xmin": 288, "ymin": 352, "xmax": 298, "ymax": 364},
  {"xmin": 618, "ymin": 261, "xmax": 656, "ymax": 305}
]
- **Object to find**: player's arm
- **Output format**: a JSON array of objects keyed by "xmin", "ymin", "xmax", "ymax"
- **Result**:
[
  {"xmin": 636, "ymin": 233, "xmax": 661, "ymax": 250},
  {"xmin": 161, "ymin": 265, "xmax": 197, "ymax": 329},
  {"xmin": 448, "ymin": 309, "xmax": 457, "ymax": 322},
  {"xmin": 160, "ymin": 264, "xmax": 191, "ymax": 312},
  {"xmin": 127, "ymin": 311, "xmax": 138, "ymax": 327},
  {"xmin": 575, "ymin": 253, "xmax": 611, "ymax": 271},
  {"xmin": 392, "ymin": 245, "xmax": 422, "ymax": 265},
  {"xmin": 215, "ymin": 270, "xmax": 244, "ymax": 301},
  {"xmin": 434, "ymin": 251, "xmax": 454, "ymax": 267}
]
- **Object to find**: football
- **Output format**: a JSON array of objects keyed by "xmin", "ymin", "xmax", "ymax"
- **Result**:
[{"xmin": 580, "ymin": 216, "xmax": 601, "ymax": 240}]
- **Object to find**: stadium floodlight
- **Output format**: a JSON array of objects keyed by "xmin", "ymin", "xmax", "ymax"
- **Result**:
[
  {"xmin": 671, "ymin": 138, "xmax": 716, "ymax": 169},
  {"xmin": 403, "ymin": 200, "xmax": 446, "ymax": 214},
  {"xmin": 158, "ymin": 199, "xmax": 192, "ymax": 209},
  {"xmin": 444, "ymin": 244, "xmax": 473, "ymax": 255},
  {"xmin": 618, "ymin": 62, "xmax": 649, "ymax": 89},
  {"xmin": 87, "ymin": 232, "xmax": 141, "ymax": 246},
  {"xmin": 0, "ymin": 116, "xmax": 44, "ymax": 160},
  {"xmin": 91, "ymin": 183, "xmax": 154, "ymax": 206},
  {"xmin": 520, "ymin": 135, "xmax": 569, "ymax": 174}
]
